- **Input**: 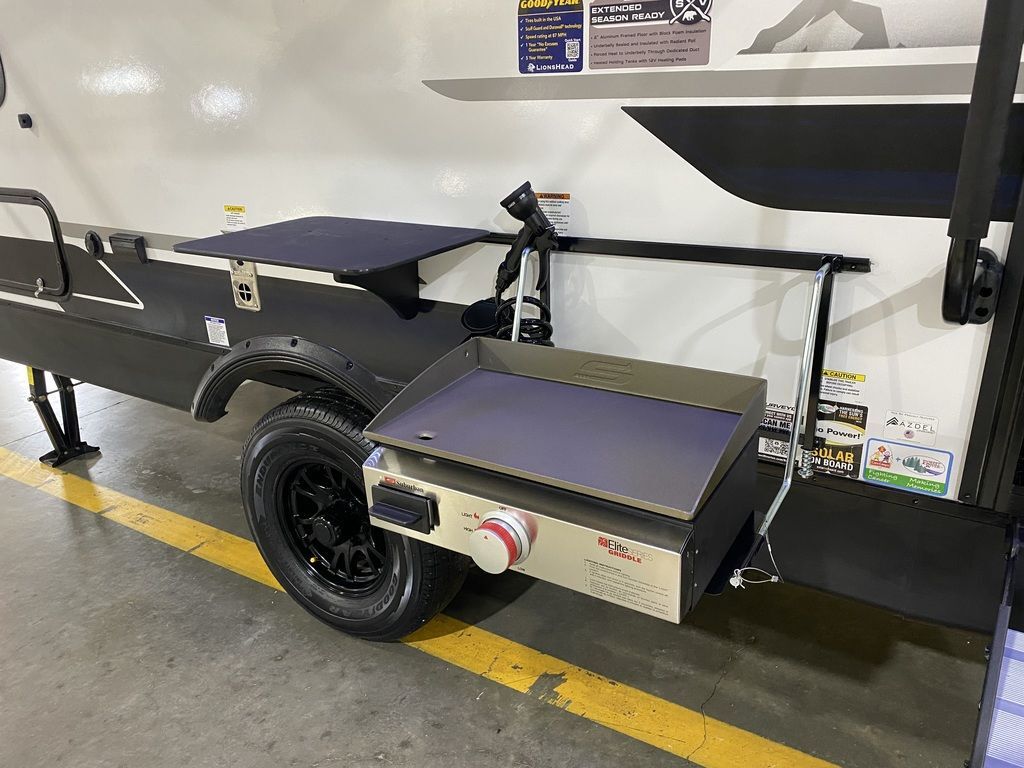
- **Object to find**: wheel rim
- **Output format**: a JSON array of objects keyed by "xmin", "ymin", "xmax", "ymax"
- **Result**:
[{"xmin": 277, "ymin": 460, "xmax": 390, "ymax": 593}]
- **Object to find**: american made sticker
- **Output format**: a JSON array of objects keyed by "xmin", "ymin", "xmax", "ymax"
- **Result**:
[
  {"xmin": 862, "ymin": 439, "xmax": 953, "ymax": 498},
  {"xmin": 883, "ymin": 410, "xmax": 938, "ymax": 447}
]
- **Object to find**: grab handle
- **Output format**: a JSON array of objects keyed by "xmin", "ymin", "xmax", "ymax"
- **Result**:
[{"xmin": 0, "ymin": 187, "xmax": 71, "ymax": 300}]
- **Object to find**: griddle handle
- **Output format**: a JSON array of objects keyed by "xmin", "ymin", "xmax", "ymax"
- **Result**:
[{"xmin": 369, "ymin": 484, "xmax": 436, "ymax": 535}]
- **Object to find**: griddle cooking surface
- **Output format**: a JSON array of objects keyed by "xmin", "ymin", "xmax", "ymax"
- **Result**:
[{"xmin": 375, "ymin": 369, "xmax": 741, "ymax": 517}]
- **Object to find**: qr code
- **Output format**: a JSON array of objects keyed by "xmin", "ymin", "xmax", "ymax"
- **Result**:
[
  {"xmin": 758, "ymin": 438, "xmax": 789, "ymax": 464},
  {"xmin": 566, "ymin": 39, "xmax": 581, "ymax": 61}
]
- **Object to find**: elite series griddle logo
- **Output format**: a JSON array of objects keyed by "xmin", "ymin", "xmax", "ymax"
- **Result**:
[{"xmin": 597, "ymin": 536, "xmax": 652, "ymax": 564}]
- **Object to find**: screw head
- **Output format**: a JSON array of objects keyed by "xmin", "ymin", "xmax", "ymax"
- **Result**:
[{"xmin": 17, "ymin": 113, "xmax": 32, "ymax": 129}]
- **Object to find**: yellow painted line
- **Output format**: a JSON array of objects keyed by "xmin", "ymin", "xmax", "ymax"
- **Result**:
[
  {"xmin": 0, "ymin": 446, "xmax": 279, "ymax": 590},
  {"xmin": 0, "ymin": 445, "xmax": 836, "ymax": 768}
]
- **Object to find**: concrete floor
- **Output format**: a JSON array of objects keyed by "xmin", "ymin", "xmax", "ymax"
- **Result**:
[{"xmin": 0, "ymin": 359, "xmax": 991, "ymax": 767}]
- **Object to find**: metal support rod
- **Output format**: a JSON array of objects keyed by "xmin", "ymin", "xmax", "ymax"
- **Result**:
[
  {"xmin": 512, "ymin": 247, "xmax": 534, "ymax": 343},
  {"xmin": 803, "ymin": 268, "xmax": 834, "ymax": 452},
  {"xmin": 758, "ymin": 261, "xmax": 833, "ymax": 537},
  {"xmin": 54, "ymin": 374, "xmax": 83, "ymax": 447},
  {"xmin": 28, "ymin": 368, "xmax": 69, "ymax": 456}
]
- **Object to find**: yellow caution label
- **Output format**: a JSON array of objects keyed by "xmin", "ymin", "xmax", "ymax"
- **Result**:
[
  {"xmin": 822, "ymin": 369, "xmax": 866, "ymax": 383},
  {"xmin": 223, "ymin": 205, "xmax": 247, "ymax": 231}
]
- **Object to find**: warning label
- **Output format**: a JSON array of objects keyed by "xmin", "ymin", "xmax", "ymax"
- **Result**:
[
  {"xmin": 589, "ymin": 0, "xmax": 712, "ymax": 70},
  {"xmin": 204, "ymin": 315, "xmax": 230, "ymax": 347},
  {"xmin": 223, "ymin": 204, "xmax": 247, "ymax": 232},
  {"xmin": 519, "ymin": 0, "xmax": 585, "ymax": 74},
  {"xmin": 821, "ymin": 369, "xmax": 866, "ymax": 402},
  {"xmin": 809, "ymin": 400, "xmax": 868, "ymax": 479},
  {"xmin": 537, "ymin": 192, "xmax": 571, "ymax": 236}
]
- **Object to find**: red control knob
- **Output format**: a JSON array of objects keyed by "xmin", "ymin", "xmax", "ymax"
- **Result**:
[{"xmin": 469, "ymin": 511, "xmax": 532, "ymax": 574}]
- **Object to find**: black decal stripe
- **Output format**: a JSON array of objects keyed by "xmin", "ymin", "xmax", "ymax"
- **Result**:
[
  {"xmin": 0, "ymin": 236, "xmax": 138, "ymax": 304},
  {"xmin": 1, "ymin": 248, "xmax": 469, "ymax": 389},
  {"xmin": 625, "ymin": 104, "xmax": 1024, "ymax": 220}
]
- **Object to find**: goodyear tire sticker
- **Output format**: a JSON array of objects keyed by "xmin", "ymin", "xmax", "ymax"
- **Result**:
[
  {"xmin": 863, "ymin": 439, "xmax": 953, "ymax": 497},
  {"xmin": 809, "ymin": 400, "xmax": 868, "ymax": 479},
  {"xmin": 519, "ymin": 0, "xmax": 585, "ymax": 74}
]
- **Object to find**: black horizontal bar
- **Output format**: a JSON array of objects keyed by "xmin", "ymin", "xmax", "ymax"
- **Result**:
[{"xmin": 483, "ymin": 233, "xmax": 871, "ymax": 274}]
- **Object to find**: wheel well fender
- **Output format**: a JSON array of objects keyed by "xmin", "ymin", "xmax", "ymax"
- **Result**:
[{"xmin": 192, "ymin": 335, "xmax": 392, "ymax": 422}]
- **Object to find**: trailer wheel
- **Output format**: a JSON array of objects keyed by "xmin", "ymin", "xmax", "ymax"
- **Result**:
[{"xmin": 240, "ymin": 390, "xmax": 468, "ymax": 641}]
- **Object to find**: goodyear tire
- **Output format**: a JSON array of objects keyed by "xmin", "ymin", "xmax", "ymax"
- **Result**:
[{"xmin": 240, "ymin": 390, "xmax": 468, "ymax": 641}]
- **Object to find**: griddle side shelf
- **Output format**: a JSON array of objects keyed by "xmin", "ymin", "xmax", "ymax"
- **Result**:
[{"xmin": 174, "ymin": 216, "xmax": 491, "ymax": 319}]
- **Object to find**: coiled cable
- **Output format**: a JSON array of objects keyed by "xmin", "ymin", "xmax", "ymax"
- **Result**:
[{"xmin": 495, "ymin": 294, "xmax": 553, "ymax": 346}]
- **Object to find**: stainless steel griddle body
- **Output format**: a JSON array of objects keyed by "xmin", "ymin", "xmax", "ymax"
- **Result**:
[{"xmin": 362, "ymin": 338, "xmax": 766, "ymax": 622}]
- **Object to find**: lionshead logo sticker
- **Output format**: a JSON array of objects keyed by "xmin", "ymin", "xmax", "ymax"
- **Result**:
[{"xmin": 671, "ymin": 0, "xmax": 712, "ymax": 25}]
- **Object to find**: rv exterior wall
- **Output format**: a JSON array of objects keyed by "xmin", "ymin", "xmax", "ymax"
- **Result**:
[{"xmin": 0, "ymin": 0, "xmax": 1007, "ymax": 502}]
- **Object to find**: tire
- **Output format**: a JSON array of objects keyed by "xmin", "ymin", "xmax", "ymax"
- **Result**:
[{"xmin": 240, "ymin": 390, "xmax": 469, "ymax": 641}]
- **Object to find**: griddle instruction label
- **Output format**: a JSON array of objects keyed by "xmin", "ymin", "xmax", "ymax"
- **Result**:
[
  {"xmin": 589, "ymin": 0, "xmax": 711, "ymax": 70},
  {"xmin": 519, "ymin": 0, "xmax": 585, "ymax": 74},
  {"xmin": 584, "ymin": 557, "xmax": 672, "ymax": 619}
]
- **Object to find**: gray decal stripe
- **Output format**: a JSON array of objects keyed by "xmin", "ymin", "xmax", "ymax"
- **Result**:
[
  {"xmin": 424, "ymin": 62, "xmax": 1023, "ymax": 102},
  {"xmin": 60, "ymin": 222, "xmax": 191, "ymax": 252}
]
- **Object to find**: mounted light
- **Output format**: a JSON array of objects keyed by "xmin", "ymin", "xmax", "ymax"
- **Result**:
[{"xmin": 500, "ymin": 181, "xmax": 554, "ymax": 235}]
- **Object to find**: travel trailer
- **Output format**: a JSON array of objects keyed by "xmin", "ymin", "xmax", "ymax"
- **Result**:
[{"xmin": 0, "ymin": 1, "xmax": 1021, "ymax": 762}]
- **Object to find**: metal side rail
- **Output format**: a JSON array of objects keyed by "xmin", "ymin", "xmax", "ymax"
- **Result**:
[
  {"xmin": 0, "ymin": 187, "xmax": 72, "ymax": 300},
  {"xmin": 970, "ymin": 522, "xmax": 1024, "ymax": 767}
]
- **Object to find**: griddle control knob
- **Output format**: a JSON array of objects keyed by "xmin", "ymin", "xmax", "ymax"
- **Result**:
[{"xmin": 469, "ymin": 510, "xmax": 533, "ymax": 574}]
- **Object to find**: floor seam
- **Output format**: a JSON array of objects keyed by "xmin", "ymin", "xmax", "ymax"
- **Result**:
[
  {"xmin": 0, "ymin": 396, "xmax": 130, "ymax": 449},
  {"xmin": 684, "ymin": 645, "xmax": 745, "ymax": 762}
]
